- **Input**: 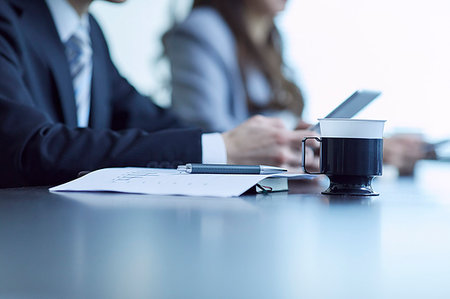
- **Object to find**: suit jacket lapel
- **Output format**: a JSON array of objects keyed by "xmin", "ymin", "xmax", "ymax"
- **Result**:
[
  {"xmin": 89, "ymin": 16, "xmax": 110, "ymax": 129},
  {"xmin": 20, "ymin": 0, "xmax": 78, "ymax": 127}
]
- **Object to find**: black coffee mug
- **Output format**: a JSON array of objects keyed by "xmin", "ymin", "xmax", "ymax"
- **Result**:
[{"xmin": 302, "ymin": 119, "xmax": 385, "ymax": 196}]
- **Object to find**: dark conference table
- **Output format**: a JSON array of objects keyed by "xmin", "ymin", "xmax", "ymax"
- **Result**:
[{"xmin": 1, "ymin": 161, "xmax": 450, "ymax": 299}]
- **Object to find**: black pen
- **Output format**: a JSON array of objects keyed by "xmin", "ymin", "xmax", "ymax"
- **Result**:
[{"xmin": 177, "ymin": 163, "xmax": 287, "ymax": 175}]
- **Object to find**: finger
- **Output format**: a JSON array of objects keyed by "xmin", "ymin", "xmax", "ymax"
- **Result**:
[
  {"xmin": 297, "ymin": 147, "xmax": 320, "ymax": 172},
  {"xmin": 269, "ymin": 117, "xmax": 286, "ymax": 129},
  {"xmin": 306, "ymin": 156, "xmax": 321, "ymax": 173},
  {"xmin": 296, "ymin": 120, "xmax": 312, "ymax": 130},
  {"xmin": 284, "ymin": 146, "xmax": 313, "ymax": 168},
  {"xmin": 303, "ymin": 147, "xmax": 315, "ymax": 165},
  {"xmin": 282, "ymin": 147, "xmax": 302, "ymax": 167},
  {"xmin": 289, "ymin": 129, "xmax": 318, "ymax": 140},
  {"xmin": 288, "ymin": 130, "xmax": 320, "ymax": 149},
  {"xmin": 254, "ymin": 115, "xmax": 286, "ymax": 129}
]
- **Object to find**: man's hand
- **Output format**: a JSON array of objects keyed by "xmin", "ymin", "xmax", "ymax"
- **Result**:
[
  {"xmin": 222, "ymin": 115, "xmax": 319, "ymax": 172},
  {"xmin": 295, "ymin": 119, "xmax": 313, "ymax": 130}
]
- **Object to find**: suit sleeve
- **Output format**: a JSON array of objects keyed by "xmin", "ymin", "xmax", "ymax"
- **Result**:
[
  {"xmin": 0, "ymin": 7, "xmax": 202, "ymax": 187},
  {"xmin": 165, "ymin": 24, "xmax": 240, "ymax": 133}
]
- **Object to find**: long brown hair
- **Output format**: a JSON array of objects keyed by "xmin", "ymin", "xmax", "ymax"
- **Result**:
[{"xmin": 193, "ymin": 0, "xmax": 304, "ymax": 116}]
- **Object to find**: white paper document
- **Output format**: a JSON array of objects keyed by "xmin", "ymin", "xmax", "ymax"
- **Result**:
[{"xmin": 49, "ymin": 167, "xmax": 312, "ymax": 197}]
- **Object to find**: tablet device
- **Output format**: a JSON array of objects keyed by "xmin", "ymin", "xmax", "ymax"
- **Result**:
[{"xmin": 309, "ymin": 90, "xmax": 381, "ymax": 131}]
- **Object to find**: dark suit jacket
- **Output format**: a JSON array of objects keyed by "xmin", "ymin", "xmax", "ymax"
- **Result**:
[{"xmin": 0, "ymin": 0, "xmax": 202, "ymax": 187}]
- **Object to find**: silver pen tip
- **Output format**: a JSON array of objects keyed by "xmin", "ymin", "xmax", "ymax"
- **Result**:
[{"xmin": 177, "ymin": 166, "xmax": 187, "ymax": 172}]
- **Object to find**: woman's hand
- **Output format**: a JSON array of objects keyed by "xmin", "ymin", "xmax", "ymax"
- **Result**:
[{"xmin": 384, "ymin": 134, "xmax": 428, "ymax": 176}]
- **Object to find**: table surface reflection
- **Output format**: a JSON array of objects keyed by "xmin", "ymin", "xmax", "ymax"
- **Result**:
[{"xmin": 1, "ymin": 161, "xmax": 450, "ymax": 299}]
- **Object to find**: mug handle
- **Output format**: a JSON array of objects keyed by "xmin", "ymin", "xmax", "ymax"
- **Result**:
[{"xmin": 302, "ymin": 137, "xmax": 322, "ymax": 175}]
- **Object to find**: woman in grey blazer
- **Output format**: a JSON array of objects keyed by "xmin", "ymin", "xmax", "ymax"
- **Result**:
[
  {"xmin": 164, "ymin": 0, "xmax": 432, "ymax": 175},
  {"xmin": 164, "ymin": 0, "xmax": 305, "ymax": 132}
]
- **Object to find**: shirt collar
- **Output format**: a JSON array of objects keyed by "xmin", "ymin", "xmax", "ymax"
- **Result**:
[{"xmin": 45, "ymin": 0, "xmax": 90, "ymax": 43}]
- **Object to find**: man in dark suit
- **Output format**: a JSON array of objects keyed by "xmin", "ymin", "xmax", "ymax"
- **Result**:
[{"xmin": 0, "ymin": 0, "xmax": 316, "ymax": 187}]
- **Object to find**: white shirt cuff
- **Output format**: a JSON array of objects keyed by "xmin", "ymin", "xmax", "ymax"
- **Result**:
[{"xmin": 201, "ymin": 133, "xmax": 227, "ymax": 164}]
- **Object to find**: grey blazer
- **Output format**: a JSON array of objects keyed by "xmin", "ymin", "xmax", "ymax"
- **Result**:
[{"xmin": 165, "ymin": 7, "xmax": 274, "ymax": 132}]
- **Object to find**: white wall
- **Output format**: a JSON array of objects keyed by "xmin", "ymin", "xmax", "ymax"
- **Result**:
[
  {"xmin": 279, "ymin": 0, "xmax": 450, "ymax": 139},
  {"xmin": 91, "ymin": 0, "xmax": 450, "ymax": 139},
  {"xmin": 90, "ymin": 0, "xmax": 191, "ymax": 107}
]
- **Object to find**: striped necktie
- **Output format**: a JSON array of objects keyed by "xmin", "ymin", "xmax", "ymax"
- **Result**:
[{"xmin": 65, "ymin": 30, "xmax": 92, "ymax": 127}]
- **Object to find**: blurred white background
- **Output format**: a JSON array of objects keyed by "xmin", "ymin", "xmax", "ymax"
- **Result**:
[{"xmin": 91, "ymin": 0, "xmax": 450, "ymax": 140}]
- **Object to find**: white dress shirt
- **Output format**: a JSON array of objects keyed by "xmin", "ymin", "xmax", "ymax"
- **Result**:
[{"xmin": 45, "ymin": 0, "xmax": 226, "ymax": 163}]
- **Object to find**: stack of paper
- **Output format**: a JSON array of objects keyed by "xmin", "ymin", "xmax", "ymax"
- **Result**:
[{"xmin": 50, "ymin": 168, "xmax": 312, "ymax": 197}]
